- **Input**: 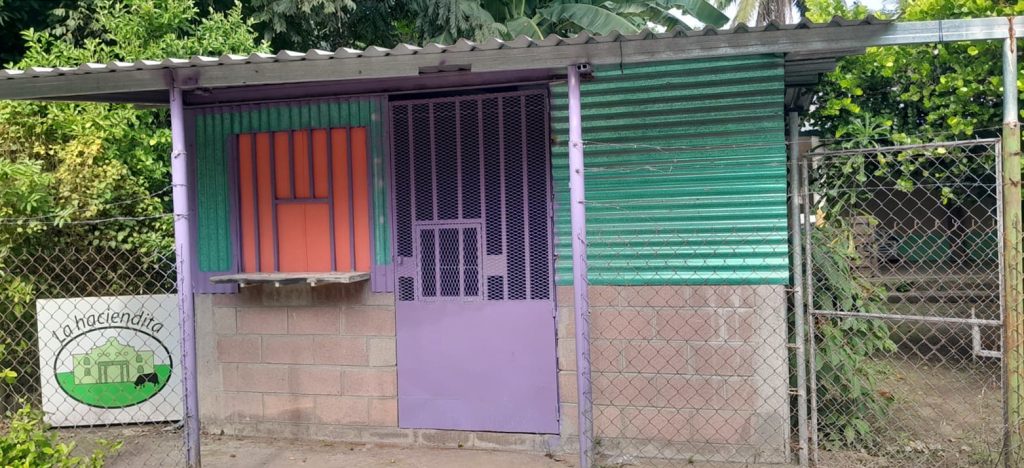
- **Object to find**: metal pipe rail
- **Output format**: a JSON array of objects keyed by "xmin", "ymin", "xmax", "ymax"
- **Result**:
[{"xmin": 813, "ymin": 309, "xmax": 1002, "ymax": 327}]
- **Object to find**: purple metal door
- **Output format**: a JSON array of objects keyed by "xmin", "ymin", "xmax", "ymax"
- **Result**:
[{"xmin": 390, "ymin": 91, "xmax": 558, "ymax": 433}]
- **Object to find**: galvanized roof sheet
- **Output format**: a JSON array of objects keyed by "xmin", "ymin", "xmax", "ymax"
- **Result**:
[{"xmin": 0, "ymin": 16, "xmax": 889, "ymax": 81}]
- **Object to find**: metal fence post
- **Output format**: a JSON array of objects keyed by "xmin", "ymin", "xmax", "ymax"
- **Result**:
[
  {"xmin": 788, "ymin": 111, "xmax": 809, "ymax": 467},
  {"xmin": 170, "ymin": 84, "xmax": 201, "ymax": 468},
  {"xmin": 1002, "ymin": 28, "xmax": 1023, "ymax": 466},
  {"xmin": 567, "ymin": 63, "xmax": 593, "ymax": 468},
  {"xmin": 800, "ymin": 158, "xmax": 820, "ymax": 464}
]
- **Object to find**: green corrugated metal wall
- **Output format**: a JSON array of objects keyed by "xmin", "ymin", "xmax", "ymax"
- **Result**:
[
  {"xmin": 550, "ymin": 55, "xmax": 789, "ymax": 285},
  {"xmin": 194, "ymin": 97, "xmax": 391, "ymax": 272}
]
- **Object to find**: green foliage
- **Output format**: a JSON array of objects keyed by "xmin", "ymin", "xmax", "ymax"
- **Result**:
[
  {"xmin": 540, "ymin": 3, "xmax": 642, "ymax": 35},
  {"xmin": 802, "ymin": 0, "xmax": 870, "ymax": 23},
  {"xmin": 807, "ymin": 0, "xmax": 1024, "ymax": 142},
  {"xmin": 0, "ymin": 404, "xmax": 121, "ymax": 467},
  {"xmin": 0, "ymin": 0, "xmax": 266, "ymax": 257},
  {"xmin": 0, "ymin": 0, "xmax": 77, "ymax": 65},
  {"xmin": 812, "ymin": 111, "xmax": 995, "ymax": 229},
  {"xmin": 15, "ymin": 0, "xmax": 267, "ymax": 66},
  {"xmin": 0, "ymin": 0, "xmax": 266, "ymax": 412},
  {"xmin": 229, "ymin": 0, "xmax": 735, "ymax": 54},
  {"xmin": 405, "ymin": 0, "xmax": 729, "ymax": 45},
  {"xmin": 0, "ymin": 159, "xmax": 52, "ymax": 252},
  {"xmin": 712, "ymin": 0, "xmax": 810, "ymax": 25},
  {"xmin": 810, "ymin": 223, "xmax": 897, "ymax": 449},
  {"xmin": 238, "ymin": 0, "xmax": 411, "ymax": 50},
  {"xmin": 406, "ymin": 0, "xmax": 509, "ymax": 44},
  {"xmin": 801, "ymin": 2, "xmax": 1014, "ymax": 450},
  {"xmin": 247, "ymin": 0, "xmax": 354, "ymax": 49}
]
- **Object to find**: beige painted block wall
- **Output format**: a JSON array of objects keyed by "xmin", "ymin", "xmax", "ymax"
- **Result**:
[
  {"xmin": 554, "ymin": 284, "xmax": 789, "ymax": 464},
  {"xmin": 195, "ymin": 282, "xmax": 560, "ymax": 453},
  {"xmin": 196, "ymin": 282, "xmax": 788, "ymax": 462},
  {"xmin": 196, "ymin": 283, "xmax": 398, "ymax": 430}
]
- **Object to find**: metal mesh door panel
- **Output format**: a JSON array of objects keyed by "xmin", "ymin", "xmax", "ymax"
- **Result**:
[{"xmin": 390, "ymin": 90, "xmax": 552, "ymax": 303}]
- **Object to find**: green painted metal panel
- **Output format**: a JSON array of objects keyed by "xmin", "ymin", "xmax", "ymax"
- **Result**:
[
  {"xmin": 370, "ymin": 98, "xmax": 391, "ymax": 265},
  {"xmin": 550, "ymin": 55, "xmax": 788, "ymax": 285},
  {"xmin": 194, "ymin": 97, "xmax": 391, "ymax": 273}
]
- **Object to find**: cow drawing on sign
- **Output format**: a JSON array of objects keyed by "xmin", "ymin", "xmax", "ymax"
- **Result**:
[{"xmin": 134, "ymin": 372, "xmax": 159, "ymax": 388}]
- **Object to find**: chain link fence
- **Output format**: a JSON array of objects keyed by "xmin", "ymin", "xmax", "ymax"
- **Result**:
[
  {"xmin": 0, "ymin": 246, "xmax": 184, "ymax": 466},
  {"xmin": 571, "ymin": 137, "xmax": 1013, "ymax": 467},
  {"xmin": 0, "ymin": 140, "xmax": 1014, "ymax": 468},
  {"xmin": 569, "ymin": 140, "xmax": 795, "ymax": 466},
  {"xmin": 805, "ymin": 139, "xmax": 1006, "ymax": 467}
]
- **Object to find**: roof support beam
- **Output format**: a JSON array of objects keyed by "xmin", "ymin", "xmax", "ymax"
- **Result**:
[{"xmin": 169, "ymin": 83, "xmax": 201, "ymax": 468}]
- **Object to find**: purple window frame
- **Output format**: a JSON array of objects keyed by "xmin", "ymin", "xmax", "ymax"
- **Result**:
[{"xmin": 188, "ymin": 97, "xmax": 387, "ymax": 294}]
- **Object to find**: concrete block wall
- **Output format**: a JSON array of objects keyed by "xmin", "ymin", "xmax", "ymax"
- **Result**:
[
  {"xmin": 196, "ymin": 282, "xmax": 788, "ymax": 463},
  {"xmin": 195, "ymin": 282, "xmax": 559, "ymax": 453},
  {"xmin": 555, "ymin": 284, "xmax": 789, "ymax": 464},
  {"xmin": 197, "ymin": 283, "xmax": 398, "ymax": 429}
]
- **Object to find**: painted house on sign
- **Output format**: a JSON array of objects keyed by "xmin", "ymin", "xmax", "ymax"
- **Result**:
[
  {"xmin": 0, "ymin": 16, "xmax": 919, "ymax": 464},
  {"xmin": 73, "ymin": 338, "xmax": 154, "ymax": 385}
]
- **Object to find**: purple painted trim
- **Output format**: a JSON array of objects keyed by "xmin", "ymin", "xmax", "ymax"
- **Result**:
[
  {"xmin": 404, "ymin": 105, "xmax": 415, "ymax": 278},
  {"xmin": 567, "ymin": 65, "xmax": 593, "ymax": 467},
  {"xmin": 346, "ymin": 127, "xmax": 357, "ymax": 271},
  {"xmin": 412, "ymin": 221, "xmax": 482, "ymax": 300},
  {"xmin": 185, "ymin": 70, "xmax": 557, "ymax": 107},
  {"xmin": 497, "ymin": 97, "xmax": 508, "ymax": 297},
  {"xmin": 520, "ymin": 94, "xmax": 532, "ymax": 298},
  {"xmin": 426, "ymin": 103, "xmax": 436, "ymax": 221},
  {"xmin": 274, "ymin": 198, "xmax": 331, "ymax": 204},
  {"xmin": 269, "ymin": 131, "xmax": 281, "ymax": 271},
  {"xmin": 326, "ymin": 128, "xmax": 338, "ymax": 271},
  {"xmin": 543, "ymin": 89, "xmax": 556, "ymax": 306},
  {"xmin": 387, "ymin": 89, "xmax": 551, "ymax": 107},
  {"xmin": 170, "ymin": 85, "xmax": 201, "ymax": 466},
  {"xmin": 250, "ymin": 133, "xmax": 262, "ymax": 272},
  {"xmin": 476, "ymin": 97, "xmax": 487, "ymax": 280},
  {"xmin": 455, "ymin": 100, "xmax": 464, "ymax": 219}
]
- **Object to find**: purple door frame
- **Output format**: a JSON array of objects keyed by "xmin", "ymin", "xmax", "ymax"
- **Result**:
[{"xmin": 390, "ymin": 90, "xmax": 559, "ymax": 433}]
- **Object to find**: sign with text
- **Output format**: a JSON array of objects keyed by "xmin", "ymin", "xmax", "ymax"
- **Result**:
[{"xmin": 37, "ymin": 295, "xmax": 182, "ymax": 427}]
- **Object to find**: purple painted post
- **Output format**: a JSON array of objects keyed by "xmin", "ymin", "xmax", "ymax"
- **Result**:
[
  {"xmin": 567, "ymin": 64, "xmax": 593, "ymax": 468},
  {"xmin": 170, "ymin": 85, "xmax": 201, "ymax": 467}
]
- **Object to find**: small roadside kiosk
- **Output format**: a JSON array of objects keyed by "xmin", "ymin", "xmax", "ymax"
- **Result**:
[{"xmin": 2, "ymin": 16, "xmax": 1020, "ymax": 467}]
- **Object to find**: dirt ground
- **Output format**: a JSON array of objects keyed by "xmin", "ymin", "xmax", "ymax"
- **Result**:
[
  {"xmin": 201, "ymin": 436, "xmax": 577, "ymax": 468},
  {"xmin": 69, "ymin": 428, "xmax": 779, "ymax": 467},
  {"xmin": 61, "ymin": 427, "xmax": 577, "ymax": 468},
  {"xmin": 56, "ymin": 356, "xmax": 1002, "ymax": 467},
  {"xmin": 816, "ymin": 356, "xmax": 1003, "ymax": 467}
]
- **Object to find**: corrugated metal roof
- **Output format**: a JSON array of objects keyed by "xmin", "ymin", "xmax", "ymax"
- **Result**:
[{"xmin": 0, "ymin": 16, "xmax": 888, "ymax": 81}]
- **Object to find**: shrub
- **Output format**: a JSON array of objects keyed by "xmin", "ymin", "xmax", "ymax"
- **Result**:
[
  {"xmin": 810, "ymin": 223, "xmax": 897, "ymax": 450},
  {"xmin": 0, "ymin": 404, "xmax": 121, "ymax": 467}
]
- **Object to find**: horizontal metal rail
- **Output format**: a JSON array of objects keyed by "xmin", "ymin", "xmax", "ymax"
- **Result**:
[
  {"xmin": 813, "ymin": 309, "xmax": 1002, "ymax": 327},
  {"xmin": 809, "ymin": 139, "xmax": 1003, "ymax": 157}
]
